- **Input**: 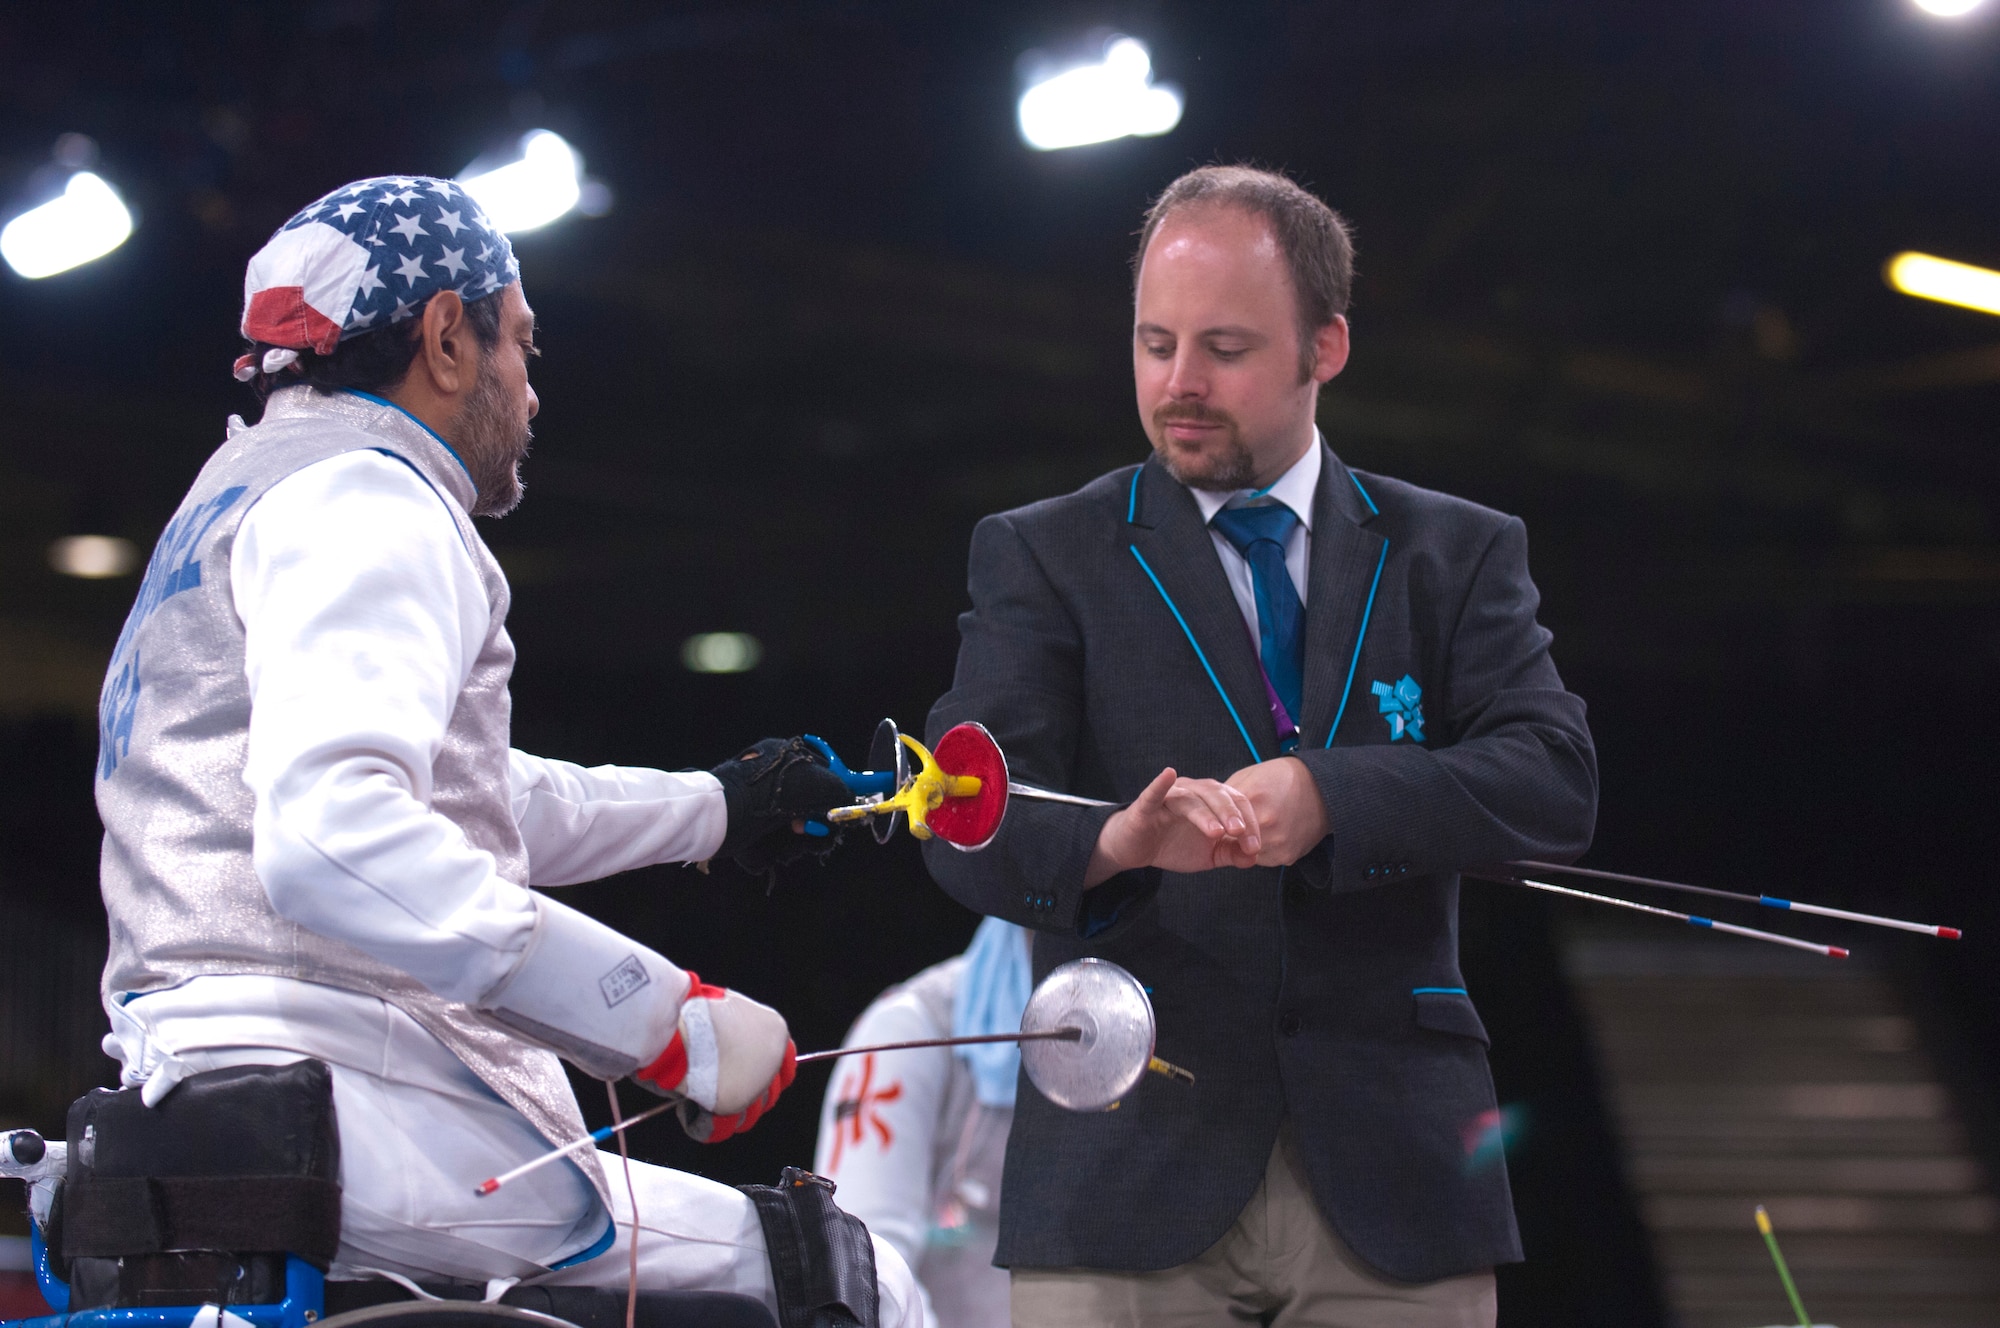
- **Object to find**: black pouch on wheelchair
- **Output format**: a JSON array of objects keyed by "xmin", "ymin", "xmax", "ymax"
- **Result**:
[
  {"xmin": 737, "ymin": 1168, "xmax": 876, "ymax": 1328},
  {"xmin": 47, "ymin": 1059, "xmax": 342, "ymax": 1311}
]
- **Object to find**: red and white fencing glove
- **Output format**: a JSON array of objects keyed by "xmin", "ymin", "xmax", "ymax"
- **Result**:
[{"xmin": 635, "ymin": 974, "xmax": 796, "ymax": 1143}]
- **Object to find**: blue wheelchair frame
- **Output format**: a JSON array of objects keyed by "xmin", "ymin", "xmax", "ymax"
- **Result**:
[{"xmin": 15, "ymin": 1224, "xmax": 322, "ymax": 1328}]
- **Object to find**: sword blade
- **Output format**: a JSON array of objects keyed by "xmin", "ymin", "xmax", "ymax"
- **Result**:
[
  {"xmin": 1496, "ymin": 875, "xmax": 1849, "ymax": 959},
  {"xmin": 796, "ymin": 1028, "xmax": 1083, "ymax": 1065},
  {"xmin": 1503, "ymin": 860, "xmax": 1961, "ymax": 939},
  {"xmin": 1006, "ymin": 782, "xmax": 1116, "ymax": 808}
]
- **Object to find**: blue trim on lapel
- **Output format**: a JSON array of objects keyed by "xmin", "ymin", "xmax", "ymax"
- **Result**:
[
  {"xmin": 1324, "ymin": 540, "xmax": 1389, "ymax": 748},
  {"xmin": 1412, "ymin": 986, "xmax": 1468, "ymax": 996},
  {"xmin": 1350, "ymin": 471, "xmax": 1379, "ymax": 516},
  {"xmin": 1127, "ymin": 468, "xmax": 1142, "ymax": 524},
  {"xmin": 1129, "ymin": 545, "xmax": 1263, "ymax": 765}
]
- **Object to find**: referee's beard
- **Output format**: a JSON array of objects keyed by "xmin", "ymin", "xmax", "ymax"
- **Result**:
[{"xmin": 1151, "ymin": 401, "xmax": 1255, "ymax": 493}]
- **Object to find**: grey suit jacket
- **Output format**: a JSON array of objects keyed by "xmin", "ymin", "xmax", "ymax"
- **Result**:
[{"xmin": 922, "ymin": 442, "xmax": 1597, "ymax": 1282}]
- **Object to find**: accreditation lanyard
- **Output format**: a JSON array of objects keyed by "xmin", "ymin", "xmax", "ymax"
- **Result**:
[{"xmin": 1234, "ymin": 615, "xmax": 1301, "ymax": 755}]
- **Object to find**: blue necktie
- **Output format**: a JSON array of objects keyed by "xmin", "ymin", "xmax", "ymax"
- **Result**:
[{"xmin": 1210, "ymin": 502, "xmax": 1305, "ymax": 731}]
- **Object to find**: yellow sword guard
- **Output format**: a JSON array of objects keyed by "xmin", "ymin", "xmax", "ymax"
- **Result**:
[{"xmin": 823, "ymin": 732, "xmax": 981, "ymax": 839}]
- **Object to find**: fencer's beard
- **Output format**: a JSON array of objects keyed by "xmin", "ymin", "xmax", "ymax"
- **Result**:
[
  {"xmin": 454, "ymin": 361, "xmax": 534, "ymax": 518},
  {"xmin": 1150, "ymin": 401, "xmax": 1255, "ymax": 492}
]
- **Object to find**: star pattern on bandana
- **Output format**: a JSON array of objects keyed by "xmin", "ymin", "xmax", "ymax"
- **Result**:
[{"xmin": 274, "ymin": 175, "xmax": 518, "ymax": 344}]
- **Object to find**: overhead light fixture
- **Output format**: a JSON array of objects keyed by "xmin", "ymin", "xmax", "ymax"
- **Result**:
[
  {"xmin": 458, "ymin": 130, "xmax": 583, "ymax": 234},
  {"xmin": 1018, "ymin": 37, "xmax": 1184, "ymax": 152},
  {"xmin": 681, "ymin": 632, "xmax": 763, "ymax": 674},
  {"xmin": 1, "ymin": 171, "xmax": 134, "ymax": 279},
  {"xmin": 49, "ymin": 535, "xmax": 140, "ymax": 578},
  {"xmin": 1884, "ymin": 251, "xmax": 2000, "ymax": 317},
  {"xmin": 1912, "ymin": 0, "xmax": 1987, "ymax": 16}
]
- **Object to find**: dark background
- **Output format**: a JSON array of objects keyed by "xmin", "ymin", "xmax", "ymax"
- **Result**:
[{"xmin": 2, "ymin": 3, "xmax": 1997, "ymax": 1323}]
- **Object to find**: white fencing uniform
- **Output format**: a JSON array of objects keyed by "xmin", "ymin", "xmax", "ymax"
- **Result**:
[{"xmin": 93, "ymin": 388, "xmax": 919, "ymax": 1324}]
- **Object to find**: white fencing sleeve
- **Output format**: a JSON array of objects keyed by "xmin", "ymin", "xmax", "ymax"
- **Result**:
[
  {"xmin": 479, "ymin": 892, "xmax": 691, "ymax": 1080},
  {"xmin": 812, "ymin": 991, "xmax": 954, "ymax": 1276},
  {"xmin": 236, "ymin": 453, "xmax": 692, "ymax": 1077},
  {"xmin": 507, "ymin": 750, "xmax": 727, "ymax": 886},
  {"xmin": 237, "ymin": 451, "xmax": 532, "ymax": 1004}
]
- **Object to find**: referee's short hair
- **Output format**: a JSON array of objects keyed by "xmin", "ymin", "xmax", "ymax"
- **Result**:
[{"xmin": 1134, "ymin": 165, "xmax": 1355, "ymax": 381}]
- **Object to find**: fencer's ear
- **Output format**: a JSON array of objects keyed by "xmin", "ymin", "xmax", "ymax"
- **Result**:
[{"xmin": 415, "ymin": 289, "xmax": 474, "ymax": 397}]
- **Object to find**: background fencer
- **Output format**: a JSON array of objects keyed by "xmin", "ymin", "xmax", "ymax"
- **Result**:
[
  {"xmin": 90, "ymin": 175, "xmax": 923, "ymax": 1324},
  {"xmin": 813, "ymin": 918, "xmax": 1031, "ymax": 1328}
]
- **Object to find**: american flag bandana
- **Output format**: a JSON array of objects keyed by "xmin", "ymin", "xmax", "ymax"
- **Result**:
[{"xmin": 235, "ymin": 175, "xmax": 517, "ymax": 379}]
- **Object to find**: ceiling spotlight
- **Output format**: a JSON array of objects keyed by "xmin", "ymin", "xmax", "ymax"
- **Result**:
[
  {"xmin": 1912, "ymin": 0, "xmax": 1986, "ymax": 16},
  {"xmin": 1018, "ymin": 37, "xmax": 1184, "ymax": 152},
  {"xmin": 1, "ymin": 171, "xmax": 134, "ymax": 279},
  {"xmin": 49, "ymin": 535, "xmax": 140, "ymax": 579},
  {"xmin": 459, "ymin": 130, "xmax": 583, "ymax": 234},
  {"xmin": 1884, "ymin": 251, "xmax": 2000, "ymax": 317},
  {"xmin": 681, "ymin": 632, "xmax": 763, "ymax": 674}
]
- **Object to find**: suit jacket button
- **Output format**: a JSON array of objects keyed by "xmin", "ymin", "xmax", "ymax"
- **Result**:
[{"xmin": 1278, "ymin": 1013, "xmax": 1303, "ymax": 1037}]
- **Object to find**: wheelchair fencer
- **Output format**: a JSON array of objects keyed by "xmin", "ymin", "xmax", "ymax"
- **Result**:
[
  {"xmin": 1, "ymin": 1062, "xmax": 780, "ymax": 1328},
  {"xmin": 1, "ymin": 957, "xmax": 1186, "ymax": 1328}
]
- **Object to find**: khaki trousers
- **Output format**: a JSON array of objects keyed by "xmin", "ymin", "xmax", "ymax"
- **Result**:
[{"xmin": 1009, "ymin": 1126, "xmax": 1496, "ymax": 1328}]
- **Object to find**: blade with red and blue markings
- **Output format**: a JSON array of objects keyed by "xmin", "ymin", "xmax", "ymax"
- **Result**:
[{"xmin": 1501, "ymin": 860, "xmax": 1961, "ymax": 940}]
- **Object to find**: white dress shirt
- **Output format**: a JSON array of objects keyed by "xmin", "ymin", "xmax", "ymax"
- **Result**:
[{"xmin": 1187, "ymin": 436, "xmax": 1321, "ymax": 645}]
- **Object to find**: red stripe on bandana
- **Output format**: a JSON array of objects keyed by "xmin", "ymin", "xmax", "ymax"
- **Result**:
[{"xmin": 243, "ymin": 286, "xmax": 343, "ymax": 354}]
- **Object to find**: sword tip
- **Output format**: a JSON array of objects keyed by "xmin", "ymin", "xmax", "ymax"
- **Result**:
[
  {"xmin": 1940, "ymin": 927, "xmax": 1963, "ymax": 940},
  {"xmin": 1829, "ymin": 946, "xmax": 1850, "ymax": 959}
]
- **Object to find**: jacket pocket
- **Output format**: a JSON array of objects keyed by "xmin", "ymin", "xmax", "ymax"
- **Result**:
[{"xmin": 1412, "ymin": 988, "xmax": 1489, "ymax": 1045}]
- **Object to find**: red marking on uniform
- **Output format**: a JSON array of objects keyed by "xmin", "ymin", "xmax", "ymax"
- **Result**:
[{"xmin": 827, "ymin": 1052, "xmax": 903, "ymax": 1173}]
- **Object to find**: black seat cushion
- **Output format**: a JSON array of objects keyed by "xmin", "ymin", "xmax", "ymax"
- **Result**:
[{"xmin": 55, "ymin": 1060, "xmax": 343, "ymax": 1306}]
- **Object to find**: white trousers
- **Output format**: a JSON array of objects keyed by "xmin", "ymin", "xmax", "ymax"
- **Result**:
[
  {"xmin": 533, "ymin": 1152, "xmax": 923, "ymax": 1328},
  {"xmin": 103, "ymin": 982, "xmax": 921, "ymax": 1327}
]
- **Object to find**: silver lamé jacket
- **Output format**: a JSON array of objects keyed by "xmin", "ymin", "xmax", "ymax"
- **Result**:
[{"xmin": 93, "ymin": 386, "xmax": 601, "ymax": 1195}]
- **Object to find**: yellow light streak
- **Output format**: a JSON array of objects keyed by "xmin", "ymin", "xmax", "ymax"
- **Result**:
[{"xmin": 1885, "ymin": 251, "xmax": 2000, "ymax": 317}]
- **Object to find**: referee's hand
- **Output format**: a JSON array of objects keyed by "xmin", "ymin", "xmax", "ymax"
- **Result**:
[{"xmin": 1085, "ymin": 767, "xmax": 1261, "ymax": 887}]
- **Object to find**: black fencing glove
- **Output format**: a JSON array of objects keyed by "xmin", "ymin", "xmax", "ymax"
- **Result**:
[{"xmin": 710, "ymin": 737, "xmax": 853, "ymax": 873}]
